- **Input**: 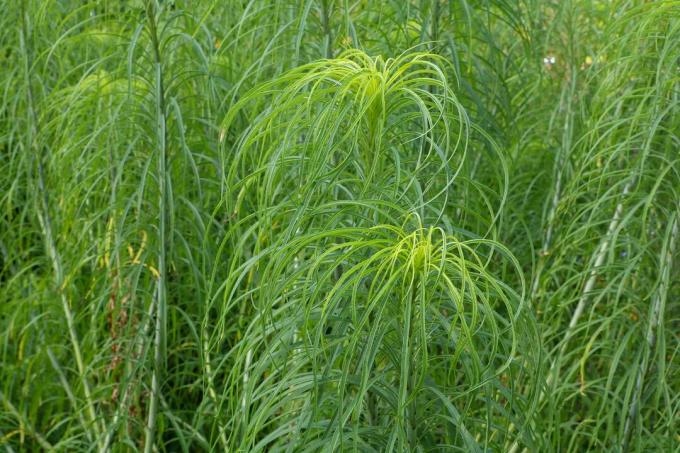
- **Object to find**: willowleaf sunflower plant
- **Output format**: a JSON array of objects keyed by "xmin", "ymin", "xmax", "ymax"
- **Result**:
[{"xmin": 0, "ymin": 0, "xmax": 677, "ymax": 452}]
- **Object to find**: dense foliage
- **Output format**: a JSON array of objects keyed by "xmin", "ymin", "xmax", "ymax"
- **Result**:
[{"xmin": 1, "ymin": 0, "xmax": 678, "ymax": 451}]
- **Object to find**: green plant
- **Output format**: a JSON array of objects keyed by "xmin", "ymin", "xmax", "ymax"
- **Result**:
[{"xmin": 0, "ymin": 1, "xmax": 677, "ymax": 452}]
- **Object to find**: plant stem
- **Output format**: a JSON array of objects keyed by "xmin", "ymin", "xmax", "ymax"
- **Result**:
[
  {"xmin": 19, "ymin": 2, "xmax": 103, "ymax": 448},
  {"xmin": 560, "ymin": 178, "xmax": 633, "ymax": 348},
  {"xmin": 510, "ymin": 177, "xmax": 634, "ymax": 453},
  {"xmin": 621, "ymin": 206, "xmax": 678, "ymax": 451},
  {"xmin": 531, "ymin": 71, "xmax": 577, "ymax": 300},
  {"xmin": 402, "ymin": 274, "xmax": 419, "ymax": 450},
  {"xmin": 144, "ymin": 2, "xmax": 169, "ymax": 452}
]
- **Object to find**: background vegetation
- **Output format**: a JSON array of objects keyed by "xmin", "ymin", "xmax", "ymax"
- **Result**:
[{"xmin": 1, "ymin": 0, "xmax": 678, "ymax": 451}]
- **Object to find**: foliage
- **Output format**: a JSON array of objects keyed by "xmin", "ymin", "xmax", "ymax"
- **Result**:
[{"xmin": 0, "ymin": 0, "xmax": 677, "ymax": 451}]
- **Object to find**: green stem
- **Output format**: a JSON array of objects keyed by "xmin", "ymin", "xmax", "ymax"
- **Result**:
[
  {"xmin": 401, "ymin": 275, "xmax": 420, "ymax": 449},
  {"xmin": 19, "ymin": 2, "xmax": 103, "ymax": 448},
  {"xmin": 531, "ymin": 69, "xmax": 577, "ymax": 300},
  {"xmin": 621, "ymin": 208, "xmax": 678, "ymax": 451},
  {"xmin": 144, "ymin": 2, "xmax": 169, "ymax": 452}
]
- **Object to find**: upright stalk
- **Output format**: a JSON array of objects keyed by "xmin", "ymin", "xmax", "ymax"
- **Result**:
[
  {"xmin": 509, "ymin": 177, "xmax": 634, "ymax": 453},
  {"xmin": 621, "ymin": 207, "xmax": 678, "ymax": 451},
  {"xmin": 144, "ymin": 2, "xmax": 169, "ymax": 452},
  {"xmin": 559, "ymin": 178, "xmax": 633, "ymax": 349},
  {"xmin": 19, "ymin": 2, "xmax": 103, "ymax": 448},
  {"xmin": 398, "ymin": 282, "xmax": 414, "ymax": 450},
  {"xmin": 531, "ymin": 71, "xmax": 577, "ymax": 299},
  {"xmin": 401, "ymin": 272, "xmax": 420, "ymax": 450}
]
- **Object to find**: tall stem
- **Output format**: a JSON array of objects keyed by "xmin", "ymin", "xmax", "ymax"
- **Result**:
[
  {"xmin": 621, "ymin": 207, "xmax": 678, "ymax": 451},
  {"xmin": 531, "ymin": 70, "xmax": 577, "ymax": 300},
  {"xmin": 509, "ymin": 177, "xmax": 633, "ymax": 453},
  {"xmin": 19, "ymin": 1, "xmax": 102, "ymax": 447},
  {"xmin": 559, "ymin": 178, "xmax": 633, "ymax": 350},
  {"xmin": 144, "ymin": 2, "xmax": 169, "ymax": 451},
  {"xmin": 401, "ymin": 274, "xmax": 420, "ymax": 449}
]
